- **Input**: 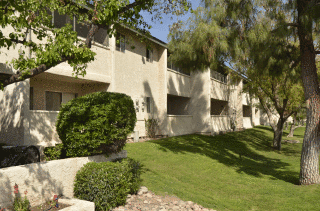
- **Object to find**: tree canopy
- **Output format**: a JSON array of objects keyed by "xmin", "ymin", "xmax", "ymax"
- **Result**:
[
  {"xmin": 0, "ymin": 0, "xmax": 191, "ymax": 90},
  {"xmin": 168, "ymin": 0, "xmax": 320, "ymax": 185}
]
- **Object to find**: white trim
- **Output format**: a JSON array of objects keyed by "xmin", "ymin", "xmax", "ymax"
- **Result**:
[
  {"xmin": 29, "ymin": 110, "xmax": 60, "ymax": 113},
  {"xmin": 210, "ymin": 77, "xmax": 227, "ymax": 84},
  {"xmin": 167, "ymin": 115, "xmax": 193, "ymax": 117},
  {"xmin": 167, "ymin": 68, "xmax": 191, "ymax": 78}
]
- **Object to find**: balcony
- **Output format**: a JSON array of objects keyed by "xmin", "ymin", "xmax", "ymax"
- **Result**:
[{"xmin": 167, "ymin": 69, "xmax": 191, "ymax": 97}]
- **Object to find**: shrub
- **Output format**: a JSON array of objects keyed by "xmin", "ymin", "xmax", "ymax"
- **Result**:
[
  {"xmin": 73, "ymin": 158, "xmax": 143, "ymax": 211},
  {"xmin": 56, "ymin": 91, "xmax": 137, "ymax": 157},
  {"xmin": 145, "ymin": 118, "xmax": 159, "ymax": 138},
  {"xmin": 43, "ymin": 144, "xmax": 67, "ymax": 161}
]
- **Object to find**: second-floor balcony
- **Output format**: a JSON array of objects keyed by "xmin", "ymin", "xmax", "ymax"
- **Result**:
[{"xmin": 210, "ymin": 69, "xmax": 227, "ymax": 84}]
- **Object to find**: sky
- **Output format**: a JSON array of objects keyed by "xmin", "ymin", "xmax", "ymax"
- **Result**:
[{"xmin": 138, "ymin": 0, "xmax": 202, "ymax": 43}]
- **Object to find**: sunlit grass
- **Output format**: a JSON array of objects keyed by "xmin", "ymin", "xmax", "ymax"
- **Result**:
[{"xmin": 124, "ymin": 126, "xmax": 320, "ymax": 211}]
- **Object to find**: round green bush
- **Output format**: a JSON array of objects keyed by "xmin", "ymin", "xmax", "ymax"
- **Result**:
[
  {"xmin": 56, "ymin": 91, "xmax": 137, "ymax": 157},
  {"xmin": 73, "ymin": 158, "xmax": 143, "ymax": 211}
]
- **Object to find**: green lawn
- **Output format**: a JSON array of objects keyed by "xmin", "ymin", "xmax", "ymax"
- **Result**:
[{"xmin": 123, "ymin": 126, "xmax": 320, "ymax": 211}]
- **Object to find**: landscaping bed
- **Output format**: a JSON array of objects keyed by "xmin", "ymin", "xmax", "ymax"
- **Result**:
[{"xmin": 29, "ymin": 199, "xmax": 70, "ymax": 211}]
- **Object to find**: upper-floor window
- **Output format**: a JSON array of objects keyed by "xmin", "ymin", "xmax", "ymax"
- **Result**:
[
  {"xmin": 116, "ymin": 33, "xmax": 126, "ymax": 52},
  {"xmin": 39, "ymin": 10, "xmax": 109, "ymax": 46},
  {"xmin": 146, "ymin": 47, "xmax": 153, "ymax": 63}
]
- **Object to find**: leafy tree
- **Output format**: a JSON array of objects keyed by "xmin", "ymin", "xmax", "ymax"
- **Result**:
[
  {"xmin": 0, "ymin": 0, "xmax": 191, "ymax": 90},
  {"xmin": 168, "ymin": 0, "xmax": 320, "ymax": 185}
]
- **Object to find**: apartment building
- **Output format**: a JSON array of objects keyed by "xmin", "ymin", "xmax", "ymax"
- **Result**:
[{"xmin": 0, "ymin": 11, "xmax": 261, "ymax": 149}]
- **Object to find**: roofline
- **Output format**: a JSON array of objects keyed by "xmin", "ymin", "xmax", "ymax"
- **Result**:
[
  {"xmin": 71, "ymin": 0, "xmax": 168, "ymax": 48},
  {"xmin": 117, "ymin": 23, "xmax": 168, "ymax": 48}
]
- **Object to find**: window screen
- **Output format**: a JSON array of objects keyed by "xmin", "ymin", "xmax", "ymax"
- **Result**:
[{"xmin": 46, "ymin": 91, "xmax": 62, "ymax": 111}]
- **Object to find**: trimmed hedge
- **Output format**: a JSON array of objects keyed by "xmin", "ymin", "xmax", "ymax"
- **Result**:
[
  {"xmin": 43, "ymin": 144, "xmax": 67, "ymax": 161},
  {"xmin": 55, "ymin": 91, "xmax": 137, "ymax": 158},
  {"xmin": 73, "ymin": 158, "xmax": 143, "ymax": 211}
]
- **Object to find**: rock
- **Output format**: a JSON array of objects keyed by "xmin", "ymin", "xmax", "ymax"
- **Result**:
[{"xmin": 138, "ymin": 186, "xmax": 148, "ymax": 195}]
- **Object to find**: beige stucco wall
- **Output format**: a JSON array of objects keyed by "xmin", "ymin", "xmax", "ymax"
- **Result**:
[
  {"xmin": 210, "ymin": 78, "xmax": 229, "ymax": 101},
  {"xmin": 188, "ymin": 69, "xmax": 211, "ymax": 134},
  {"xmin": 112, "ymin": 27, "xmax": 167, "ymax": 137},
  {"xmin": 211, "ymin": 116, "xmax": 231, "ymax": 132},
  {"xmin": 243, "ymin": 117, "xmax": 253, "ymax": 128},
  {"xmin": 167, "ymin": 115, "xmax": 193, "ymax": 136},
  {"xmin": 167, "ymin": 69, "xmax": 191, "ymax": 97},
  {"xmin": 242, "ymin": 92, "xmax": 250, "ymax": 105},
  {"xmin": 0, "ymin": 81, "xmax": 29, "ymax": 146}
]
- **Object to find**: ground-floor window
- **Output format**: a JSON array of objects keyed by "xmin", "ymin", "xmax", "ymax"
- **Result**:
[
  {"xmin": 211, "ymin": 98, "xmax": 228, "ymax": 115},
  {"xmin": 43, "ymin": 91, "xmax": 78, "ymax": 111},
  {"xmin": 243, "ymin": 105, "xmax": 252, "ymax": 117},
  {"xmin": 167, "ymin": 94, "xmax": 190, "ymax": 115}
]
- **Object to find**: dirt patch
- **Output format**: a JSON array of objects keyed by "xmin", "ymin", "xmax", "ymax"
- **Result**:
[{"xmin": 283, "ymin": 140, "xmax": 300, "ymax": 143}]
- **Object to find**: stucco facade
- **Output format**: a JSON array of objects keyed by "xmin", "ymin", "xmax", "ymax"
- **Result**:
[{"xmin": 0, "ymin": 16, "xmax": 262, "ymax": 150}]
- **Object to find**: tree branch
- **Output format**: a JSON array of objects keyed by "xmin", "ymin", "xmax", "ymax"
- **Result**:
[
  {"xmin": 1, "ymin": 56, "xmax": 71, "ymax": 88},
  {"xmin": 315, "ymin": 51, "xmax": 320, "ymax": 54}
]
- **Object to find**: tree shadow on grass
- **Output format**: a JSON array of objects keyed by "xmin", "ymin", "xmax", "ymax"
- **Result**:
[{"xmin": 148, "ymin": 128, "xmax": 299, "ymax": 185}]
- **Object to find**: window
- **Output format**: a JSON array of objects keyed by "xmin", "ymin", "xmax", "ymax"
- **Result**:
[
  {"xmin": 30, "ymin": 87, "xmax": 33, "ymax": 110},
  {"xmin": 46, "ymin": 91, "xmax": 62, "ymax": 111},
  {"xmin": 146, "ymin": 47, "xmax": 153, "ymax": 62},
  {"xmin": 146, "ymin": 97, "xmax": 151, "ymax": 113},
  {"xmin": 116, "ymin": 33, "xmax": 125, "ymax": 52},
  {"xmin": 45, "ymin": 91, "xmax": 78, "ymax": 111}
]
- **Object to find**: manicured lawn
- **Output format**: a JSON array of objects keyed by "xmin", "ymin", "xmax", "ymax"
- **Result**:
[{"xmin": 123, "ymin": 126, "xmax": 320, "ymax": 211}]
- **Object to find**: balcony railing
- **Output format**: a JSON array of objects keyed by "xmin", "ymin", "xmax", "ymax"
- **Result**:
[
  {"xmin": 167, "ymin": 61, "xmax": 190, "ymax": 76},
  {"xmin": 210, "ymin": 69, "xmax": 227, "ymax": 83}
]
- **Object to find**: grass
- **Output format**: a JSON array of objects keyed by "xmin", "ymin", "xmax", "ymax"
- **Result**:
[{"xmin": 123, "ymin": 126, "xmax": 320, "ymax": 211}]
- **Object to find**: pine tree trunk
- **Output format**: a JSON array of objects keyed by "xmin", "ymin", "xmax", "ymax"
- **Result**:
[{"xmin": 297, "ymin": 0, "xmax": 320, "ymax": 184}]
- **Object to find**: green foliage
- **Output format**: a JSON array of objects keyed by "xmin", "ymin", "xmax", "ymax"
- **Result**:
[
  {"xmin": 73, "ymin": 158, "xmax": 143, "ymax": 211},
  {"xmin": 56, "ymin": 91, "xmax": 137, "ymax": 158},
  {"xmin": 43, "ymin": 144, "xmax": 67, "ymax": 161},
  {"xmin": 145, "ymin": 118, "xmax": 159, "ymax": 138},
  {"xmin": 0, "ymin": 0, "xmax": 191, "ymax": 90}
]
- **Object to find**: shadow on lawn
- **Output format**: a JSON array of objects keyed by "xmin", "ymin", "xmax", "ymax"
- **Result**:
[{"xmin": 148, "ymin": 127, "xmax": 300, "ymax": 185}]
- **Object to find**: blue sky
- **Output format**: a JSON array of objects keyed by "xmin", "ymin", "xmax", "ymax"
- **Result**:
[{"xmin": 139, "ymin": 0, "xmax": 202, "ymax": 43}]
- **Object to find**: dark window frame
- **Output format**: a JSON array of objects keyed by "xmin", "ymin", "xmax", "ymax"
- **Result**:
[
  {"xmin": 146, "ymin": 97, "xmax": 151, "ymax": 113},
  {"xmin": 146, "ymin": 47, "xmax": 153, "ymax": 63},
  {"xmin": 116, "ymin": 33, "xmax": 126, "ymax": 52},
  {"xmin": 30, "ymin": 87, "xmax": 33, "ymax": 110}
]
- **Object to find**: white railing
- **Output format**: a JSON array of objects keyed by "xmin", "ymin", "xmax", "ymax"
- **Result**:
[{"xmin": 167, "ymin": 115, "xmax": 193, "ymax": 136}]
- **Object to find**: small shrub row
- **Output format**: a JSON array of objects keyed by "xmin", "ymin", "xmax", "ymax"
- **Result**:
[{"xmin": 73, "ymin": 158, "xmax": 143, "ymax": 211}]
